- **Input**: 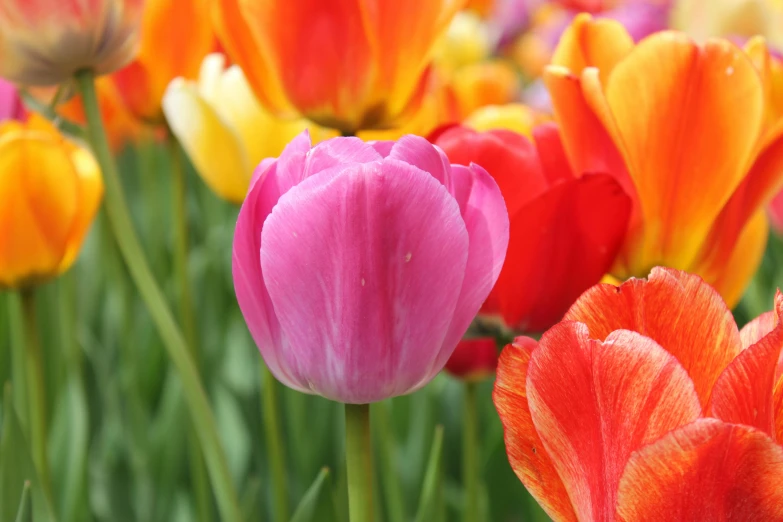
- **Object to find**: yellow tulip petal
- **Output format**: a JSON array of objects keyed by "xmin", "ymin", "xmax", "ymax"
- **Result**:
[
  {"xmin": 162, "ymin": 79, "xmax": 250, "ymax": 204},
  {"xmin": 463, "ymin": 103, "xmax": 542, "ymax": 138}
]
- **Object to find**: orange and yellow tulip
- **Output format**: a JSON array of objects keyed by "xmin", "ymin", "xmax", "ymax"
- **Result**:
[
  {"xmin": 544, "ymin": 14, "xmax": 783, "ymax": 306},
  {"xmin": 0, "ymin": 0, "xmax": 144, "ymax": 86},
  {"xmin": 494, "ymin": 268, "xmax": 783, "ymax": 521},
  {"xmin": 211, "ymin": 0, "xmax": 465, "ymax": 133},
  {"xmin": 113, "ymin": 0, "xmax": 216, "ymax": 122},
  {"xmin": 0, "ymin": 116, "xmax": 103, "ymax": 288}
]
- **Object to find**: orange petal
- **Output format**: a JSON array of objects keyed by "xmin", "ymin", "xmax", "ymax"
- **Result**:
[
  {"xmin": 550, "ymin": 13, "xmax": 634, "ymax": 84},
  {"xmin": 740, "ymin": 309, "xmax": 778, "ymax": 350},
  {"xmin": 583, "ymin": 33, "xmax": 765, "ymax": 275},
  {"xmin": 565, "ymin": 267, "xmax": 742, "ymax": 409},
  {"xmin": 525, "ymin": 323, "xmax": 701, "ymax": 521},
  {"xmin": 709, "ymin": 291, "xmax": 783, "ymax": 441},
  {"xmin": 699, "ymin": 209, "xmax": 768, "ymax": 309},
  {"xmin": 493, "ymin": 337, "xmax": 577, "ymax": 522},
  {"xmin": 616, "ymin": 419, "xmax": 783, "ymax": 521}
]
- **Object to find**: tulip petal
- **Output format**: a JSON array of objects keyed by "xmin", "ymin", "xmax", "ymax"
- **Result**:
[
  {"xmin": 740, "ymin": 310, "xmax": 778, "ymax": 350},
  {"xmin": 709, "ymin": 292, "xmax": 783, "ymax": 441},
  {"xmin": 302, "ymin": 136, "xmax": 381, "ymax": 178},
  {"xmin": 444, "ymin": 337, "xmax": 498, "ymax": 382},
  {"xmin": 232, "ymin": 135, "xmax": 311, "ymax": 392},
  {"xmin": 388, "ymin": 134, "xmax": 451, "ymax": 188},
  {"xmin": 565, "ymin": 267, "xmax": 742, "ymax": 408},
  {"xmin": 551, "ymin": 13, "xmax": 634, "ymax": 83},
  {"xmin": 433, "ymin": 163, "xmax": 509, "ymax": 376},
  {"xmin": 616, "ymin": 419, "xmax": 783, "ymax": 522},
  {"xmin": 526, "ymin": 323, "xmax": 702, "ymax": 521},
  {"xmin": 583, "ymin": 32, "xmax": 764, "ymax": 274},
  {"xmin": 493, "ymin": 337, "xmax": 577, "ymax": 522},
  {"xmin": 496, "ymin": 173, "xmax": 630, "ymax": 332},
  {"xmin": 163, "ymin": 78, "xmax": 251, "ymax": 204},
  {"xmin": 260, "ymin": 159, "xmax": 469, "ymax": 403}
]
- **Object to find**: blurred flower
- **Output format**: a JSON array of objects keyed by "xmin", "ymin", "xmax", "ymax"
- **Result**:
[
  {"xmin": 0, "ymin": 0, "xmax": 144, "ymax": 86},
  {"xmin": 0, "ymin": 115, "xmax": 103, "ymax": 288},
  {"xmin": 672, "ymin": 0, "xmax": 783, "ymax": 50},
  {"xmin": 494, "ymin": 268, "xmax": 783, "ymax": 521},
  {"xmin": 57, "ymin": 77, "xmax": 142, "ymax": 152},
  {"xmin": 444, "ymin": 337, "xmax": 499, "ymax": 381},
  {"xmin": 544, "ymin": 15, "xmax": 783, "ymax": 306},
  {"xmin": 0, "ymin": 79, "xmax": 27, "ymax": 122},
  {"xmin": 451, "ymin": 60, "xmax": 521, "ymax": 117},
  {"xmin": 432, "ymin": 11, "xmax": 494, "ymax": 73},
  {"xmin": 163, "ymin": 54, "xmax": 335, "ymax": 204},
  {"xmin": 433, "ymin": 121, "xmax": 630, "ymax": 332},
  {"xmin": 461, "ymin": 102, "xmax": 548, "ymax": 136},
  {"xmin": 232, "ymin": 132, "xmax": 508, "ymax": 403},
  {"xmin": 212, "ymin": 0, "xmax": 463, "ymax": 133},
  {"xmin": 113, "ymin": 0, "xmax": 215, "ymax": 122}
]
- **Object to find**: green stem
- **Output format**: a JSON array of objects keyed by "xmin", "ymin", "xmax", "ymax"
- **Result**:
[
  {"xmin": 8, "ymin": 293, "xmax": 29, "ymax": 432},
  {"xmin": 20, "ymin": 288, "xmax": 52, "ymax": 498},
  {"xmin": 74, "ymin": 68, "xmax": 243, "ymax": 522},
  {"xmin": 463, "ymin": 382, "xmax": 479, "ymax": 522},
  {"xmin": 345, "ymin": 403, "xmax": 373, "ymax": 522},
  {"xmin": 260, "ymin": 364, "xmax": 289, "ymax": 522},
  {"xmin": 373, "ymin": 402, "xmax": 406, "ymax": 522},
  {"xmin": 169, "ymin": 134, "xmax": 212, "ymax": 522}
]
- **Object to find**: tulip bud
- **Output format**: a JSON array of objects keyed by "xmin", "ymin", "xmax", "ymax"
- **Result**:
[
  {"xmin": 0, "ymin": 116, "xmax": 103, "ymax": 288},
  {"xmin": 444, "ymin": 337, "xmax": 499, "ymax": 381},
  {"xmin": 0, "ymin": 0, "xmax": 144, "ymax": 86},
  {"xmin": 233, "ymin": 132, "xmax": 509, "ymax": 403}
]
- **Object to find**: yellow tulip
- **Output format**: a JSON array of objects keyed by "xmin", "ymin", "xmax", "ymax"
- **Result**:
[
  {"xmin": 0, "ymin": 116, "xmax": 103, "ymax": 288},
  {"xmin": 162, "ymin": 53, "xmax": 335, "ymax": 204}
]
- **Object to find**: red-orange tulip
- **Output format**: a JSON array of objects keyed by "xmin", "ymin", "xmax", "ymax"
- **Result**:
[
  {"xmin": 544, "ymin": 14, "xmax": 783, "ymax": 306},
  {"xmin": 444, "ymin": 337, "xmax": 499, "ymax": 381},
  {"xmin": 113, "ymin": 0, "xmax": 215, "ymax": 122},
  {"xmin": 433, "ymin": 122, "xmax": 630, "ymax": 332},
  {"xmin": 494, "ymin": 268, "xmax": 783, "ymax": 521},
  {"xmin": 211, "ymin": 0, "xmax": 464, "ymax": 133}
]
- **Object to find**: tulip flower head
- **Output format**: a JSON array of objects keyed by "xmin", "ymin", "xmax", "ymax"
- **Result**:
[
  {"xmin": 0, "ymin": 0, "xmax": 145, "ymax": 86},
  {"xmin": 232, "ymin": 132, "xmax": 509, "ymax": 403},
  {"xmin": 0, "ymin": 79, "xmax": 26, "ymax": 122},
  {"xmin": 433, "ymin": 121, "xmax": 630, "ymax": 332},
  {"xmin": 0, "ymin": 116, "xmax": 103, "ymax": 288},
  {"xmin": 544, "ymin": 14, "xmax": 783, "ymax": 306},
  {"xmin": 212, "ymin": 0, "xmax": 465, "ymax": 133},
  {"xmin": 494, "ymin": 267, "xmax": 783, "ymax": 521},
  {"xmin": 444, "ymin": 337, "xmax": 499, "ymax": 381},
  {"xmin": 163, "ymin": 54, "xmax": 334, "ymax": 204}
]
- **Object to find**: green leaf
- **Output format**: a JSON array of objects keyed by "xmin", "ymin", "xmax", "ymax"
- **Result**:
[
  {"xmin": 0, "ymin": 385, "xmax": 57, "ymax": 522},
  {"xmin": 414, "ymin": 425, "xmax": 445, "ymax": 522},
  {"xmin": 289, "ymin": 468, "xmax": 330, "ymax": 522},
  {"xmin": 14, "ymin": 481, "xmax": 31, "ymax": 522}
]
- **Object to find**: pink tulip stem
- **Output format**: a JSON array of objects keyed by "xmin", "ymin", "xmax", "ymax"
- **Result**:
[
  {"xmin": 463, "ymin": 382, "xmax": 479, "ymax": 522},
  {"xmin": 19, "ymin": 287, "xmax": 53, "ymax": 501},
  {"xmin": 345, "ymin": 403, "xmax": 374, "ymax": 522},
  {"xmin": 260, "ymin": 363, "xmax": 289, "ymax": 522},
  {"xmin": 74, "ymin": 68, "xmax": 244, "ymax": 522}
]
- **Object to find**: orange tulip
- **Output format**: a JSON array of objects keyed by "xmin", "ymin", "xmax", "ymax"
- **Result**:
[
  {"xmin": 113, "ymin": 0, "xmax": 216, "ymax": 122},
  {"xmin": 544, "ymin": 14, "xmax": 783, "ymax": 306},
  {"xmin": 211, "ymin": 0, "xmax": 465, "ymax": 133},
  {"xmin": 0, "ymin": 0, "xmax": 144, "ymax": 86},
  {"xmin": 0, "ymin": 116, "xmax": 103, "ymax": 288},
  {"xmin": 494, "ymin": 268, "xmax": 783, "ymax": 521}
]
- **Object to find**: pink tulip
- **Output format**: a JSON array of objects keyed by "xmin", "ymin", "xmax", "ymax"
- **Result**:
[
  {"xmin": 0, "ymin": 79, "xmax": 25, "ymax": 122},
  {"xmin": 233, "ymin": 131, "xmax": 509, "ymax": 403},
  {"xmin": 0, "ymin": 0, "xmax": 144, "ymax": 86}
]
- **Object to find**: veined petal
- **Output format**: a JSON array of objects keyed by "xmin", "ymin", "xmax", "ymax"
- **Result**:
[
  {"xmin": 526, "ymin": 323, "xmax": 701, "ymax": 522},
  {"xmin": 565, "ymin": 267, "xmax": 742, "ymax": 409},
  {"xmin": 616, "ymin": 419, "xmax": 783, "ymax": 522},
  {"xmin": 493, "ymin": 337, "xmax": 576, "ymax": 522},
  {"xmin": 550, "ymin": 13, "xmax": 634, "ymax": 84},
  {"xmin": 583, "ymin": 32, "xmax": 765, "ymax": 275},
  {"xmin": 260, "ymin": 160, "xmax": 469, "ymax": 403},
  {"xmin": 709, "ymin": 292, "xmax": 783, "ymax": 441}
]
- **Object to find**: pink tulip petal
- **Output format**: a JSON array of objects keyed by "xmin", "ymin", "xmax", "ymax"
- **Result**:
[
  {"xmin": 616, "ymin": 419, "xmax": 783, "ymax": 522},
  {"xmin": 429, "ymin": 163, "xmax": 509, "ymax": 378},
  {"xmin": 527, "ymin": 322, "xmax": 702, "ymax": 521},
  {"xmin": 709, "ymin": 292, "xmax": 783, "ymax": 441},
  {"xmin": 232, "ymin": 133, "xmax": 317, "ymax": 392},
  {"xmin": 303, "ymin": 136, "xmax": 381, "ymax": 178},
  {"xmin": 369, "ymin": 140, "xmax": 394, "ymax": 157},
  {"xmin": 388, "ymin": 134, "xmax": 452, "ymax": 187},
  {"xmin": 260, "ymin": 159, "xmax": 470, "ymax": 403}
]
